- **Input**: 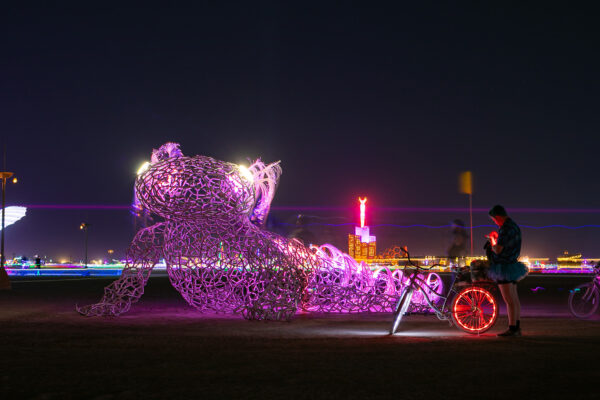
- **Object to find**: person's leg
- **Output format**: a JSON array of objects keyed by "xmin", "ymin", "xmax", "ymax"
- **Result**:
[
  {"xmin": 510, "ymin": 283, "xmax": 521, "ymax": 328},
  {"xmin": 498, "ymin": 283, "xmax": 516, "ymax": 326}
]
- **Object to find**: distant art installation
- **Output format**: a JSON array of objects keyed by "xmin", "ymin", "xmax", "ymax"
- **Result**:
[
  {"xmin": 78, "ymin": 143, "xmax": 439, "ymax": 320},
  {"xmin": 0, "ymin": 206, "xmax": 27, "ymax": 230}
]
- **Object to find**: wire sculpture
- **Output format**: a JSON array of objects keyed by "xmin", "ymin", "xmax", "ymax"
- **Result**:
[
  {"xmin": 78, "ymin": 143, "xmax": 314, "ymax": 320},
  {"xmin": 304, "ymin": 245, "xmax": 443, "ymax": 313},
  {"xmin": 78, "ymin": 142, "xmax": 443, "ymax": 320},
  {"xmin": 77, "ymin": 222, "xmax": 165, "ymax": 316},
  {"xmin": 303, "ymin": 244, "xmax": 398, "ymax": 312}
]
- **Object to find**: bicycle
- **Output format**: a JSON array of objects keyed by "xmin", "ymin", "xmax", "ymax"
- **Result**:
[
  {"xmin": 568, "ymin": 263, "xmax": 600, "ymax": 319},
  {"xmin": 390, "ymin": 248, "xmax": 498, "ymax": 335}
]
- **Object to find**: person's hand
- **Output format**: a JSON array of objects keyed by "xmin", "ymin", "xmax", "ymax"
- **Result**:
[{"xmin": 486, "ymin": 231, "xmax": 498, "ymax": 246}]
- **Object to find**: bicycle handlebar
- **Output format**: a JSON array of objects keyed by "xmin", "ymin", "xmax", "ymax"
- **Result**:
[{"xmin": 396, "ymin": 247, "xmax": 440, "ymax": 271}]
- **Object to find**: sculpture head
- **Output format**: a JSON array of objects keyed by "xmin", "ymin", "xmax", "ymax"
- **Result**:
[{"xmin": 134, "ymin": 143, "xmax": 281, "ymax": 224}]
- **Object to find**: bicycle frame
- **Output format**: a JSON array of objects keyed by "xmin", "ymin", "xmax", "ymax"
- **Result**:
[
  {"xmin": 390, "ymin": 248, "xmax": 499, "ymax": 334},
  {"xmin": 401, "ymin": 264, "xmax": 461, "ymax": 321},
  {"xmin": 568, "ymin": 266, "xmax": 600, "ymax": 319},
  {"xmin": 581, "ymin": 273, "xmax": 600, "ymax": 301},
  {"xmin": 396, "ymin": 249, "xmax": 469, "ymax": 318}
]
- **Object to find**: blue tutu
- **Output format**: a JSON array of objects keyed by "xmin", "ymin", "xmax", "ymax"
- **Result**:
[{"xmin": 487, "ymin": 262, "xmax": 528, "ymax": 283}]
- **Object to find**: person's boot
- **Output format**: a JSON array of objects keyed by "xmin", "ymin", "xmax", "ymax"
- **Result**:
[{"xmin": 497, "ymin": 324, "xmax": 521, "ymax": 337}]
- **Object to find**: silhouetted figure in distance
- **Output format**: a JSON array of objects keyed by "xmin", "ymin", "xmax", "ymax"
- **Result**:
[
  {"xmin": 448, "ymin": 219, "xmax": 468, "ymax": 259},
  {"xmin": 288, "ymin": 214, "xmax": 316, "ymax": 247}
]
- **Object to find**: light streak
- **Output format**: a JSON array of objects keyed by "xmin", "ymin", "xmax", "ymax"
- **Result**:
[{"xmin": 270, "ymin": 206, "xmax": 600, "ymax": 213}]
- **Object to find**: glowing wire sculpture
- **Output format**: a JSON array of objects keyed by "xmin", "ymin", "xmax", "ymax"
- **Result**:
[
  {"xmin": 303, "ymin": 245, "xmax": 443, "ymax": 313},
  {"xmin": 78, "ymin": 143, "xmax": 314, "ymax": 320},
  {"xmin": 78, "ymin": 142, "xmax": 442, "ymax": 320},
  {"xmin": 303, "ymin": 244, "xmax": 395, "ymax": 313}
]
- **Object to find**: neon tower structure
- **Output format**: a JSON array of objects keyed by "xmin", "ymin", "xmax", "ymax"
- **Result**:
[{"xmin": 348, "ymin": 197, "xmax": 376, "ymax": 260}]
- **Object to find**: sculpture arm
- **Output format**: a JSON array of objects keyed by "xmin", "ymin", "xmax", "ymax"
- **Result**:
[{"xmin": 77, "ymin": 222, "xmax": 166, "ymax": 316}]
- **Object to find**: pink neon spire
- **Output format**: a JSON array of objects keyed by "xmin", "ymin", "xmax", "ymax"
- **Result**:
[{"xmin": 359, "ymin": 197, "xmax": 367, "ymax": 228}]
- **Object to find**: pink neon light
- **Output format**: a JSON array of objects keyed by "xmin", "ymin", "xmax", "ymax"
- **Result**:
[{"xmin": 359, "ymin": 197, "xmax": 367, "ymax": 228}]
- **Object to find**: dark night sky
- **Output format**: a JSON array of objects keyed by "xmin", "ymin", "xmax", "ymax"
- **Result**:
[{"xmin": 2, "ymin": 2, "xmax": 600, "ymax": 260}]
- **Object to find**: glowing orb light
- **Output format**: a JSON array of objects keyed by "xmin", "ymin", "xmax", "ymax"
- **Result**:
[
  {"xmin": 238, "ymin": 165, "xmax": 254, "ymax": 183},
  {"xmin": 137, "ymin": 161, "xmax": 151, "ymax": 175}
]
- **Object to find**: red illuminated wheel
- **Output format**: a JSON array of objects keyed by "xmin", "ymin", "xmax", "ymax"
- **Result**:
[{"xmin": 451, "ymin": 286, "xmax": 497, "ymax": 334}]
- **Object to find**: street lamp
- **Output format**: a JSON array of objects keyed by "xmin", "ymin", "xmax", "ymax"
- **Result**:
[
  {"xmin": 0, "ymin": 171, "xmax": 16, "ymax": 290},
  {"xmin": 80, "ymin": 222, "xmax": 90, "ymax": 268},
  {"xmin": 107, "ymin": 249, "xmax": 114, "ymax": 262}
]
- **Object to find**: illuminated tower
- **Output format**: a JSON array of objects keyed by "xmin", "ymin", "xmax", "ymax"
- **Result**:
[{"xmin": 348, "ymin": 197, "xmax": 376, "ymax": 260}]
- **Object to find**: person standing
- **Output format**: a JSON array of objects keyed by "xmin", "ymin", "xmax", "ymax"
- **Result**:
[
  {"xmin": 485, "ymin": 205, "xmax": 528, "ymax": 337},
  {"xmin": 448, "ymin": 219, "xmax": 469, "ymax": 260},
  {"xmin": 288, "ymin": 214, "xmax": 316, "ymax": 247}
]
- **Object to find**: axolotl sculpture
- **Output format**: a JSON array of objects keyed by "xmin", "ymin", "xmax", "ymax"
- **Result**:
[
  {"xmin": 78, "ymin": 143, "xmax": 426, "ymax": 320},
  {"xmin": 78, "ymin": 142, "xmax": 318, "ymax": 321}
]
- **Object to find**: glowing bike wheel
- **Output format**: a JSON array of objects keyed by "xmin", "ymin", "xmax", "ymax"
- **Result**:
[
  {"xmin": 569, "ymin": 282, "xmax": 600, "ymax": 319},
  {"xmin": 389, "ymin": 288, "xmax": 414, "ymax": 335},
  {"xmin": 451, "ymin": 286, "xmax": 497, "ymax": 334}
]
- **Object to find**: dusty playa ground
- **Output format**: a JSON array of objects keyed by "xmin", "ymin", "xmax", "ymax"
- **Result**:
[{"xmin": 1, "ymin": 275, "xmax": 599, "ymax": 399}]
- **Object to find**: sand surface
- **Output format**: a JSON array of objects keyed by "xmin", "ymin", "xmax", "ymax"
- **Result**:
[{"xmin": 1, "ymin": 275, "xmax": 598, "ymax": 399}]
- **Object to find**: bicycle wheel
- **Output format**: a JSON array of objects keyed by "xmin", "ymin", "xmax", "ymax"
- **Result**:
[
  {"xmin": 389, "ymin": 288, "xmax": 414, "ymax": 335},
  {"xmin": 569, "ymin": 282, "xmax": 600, "ymax": 319},
  {"xmin": 451, "ymin": 286, "xmax": 497, "ymax": 334}
]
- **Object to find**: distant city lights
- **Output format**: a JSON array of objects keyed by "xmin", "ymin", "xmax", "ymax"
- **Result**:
[{"xmin": 349, "ymin": 197, "xmax": 377, "ymax": 259}]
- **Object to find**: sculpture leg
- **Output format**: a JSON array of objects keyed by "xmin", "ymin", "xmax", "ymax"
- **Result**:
[
  {"xmin": 243, "ymin": 237, "xmax": 314, "ymax": 321},
  {"xmin": 77, "ymin": 223, "xmax": 165, "ymax": 316},
  {"xmin": 244, "ymin": 269, "xmax": 305, "ymax": 321}
]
